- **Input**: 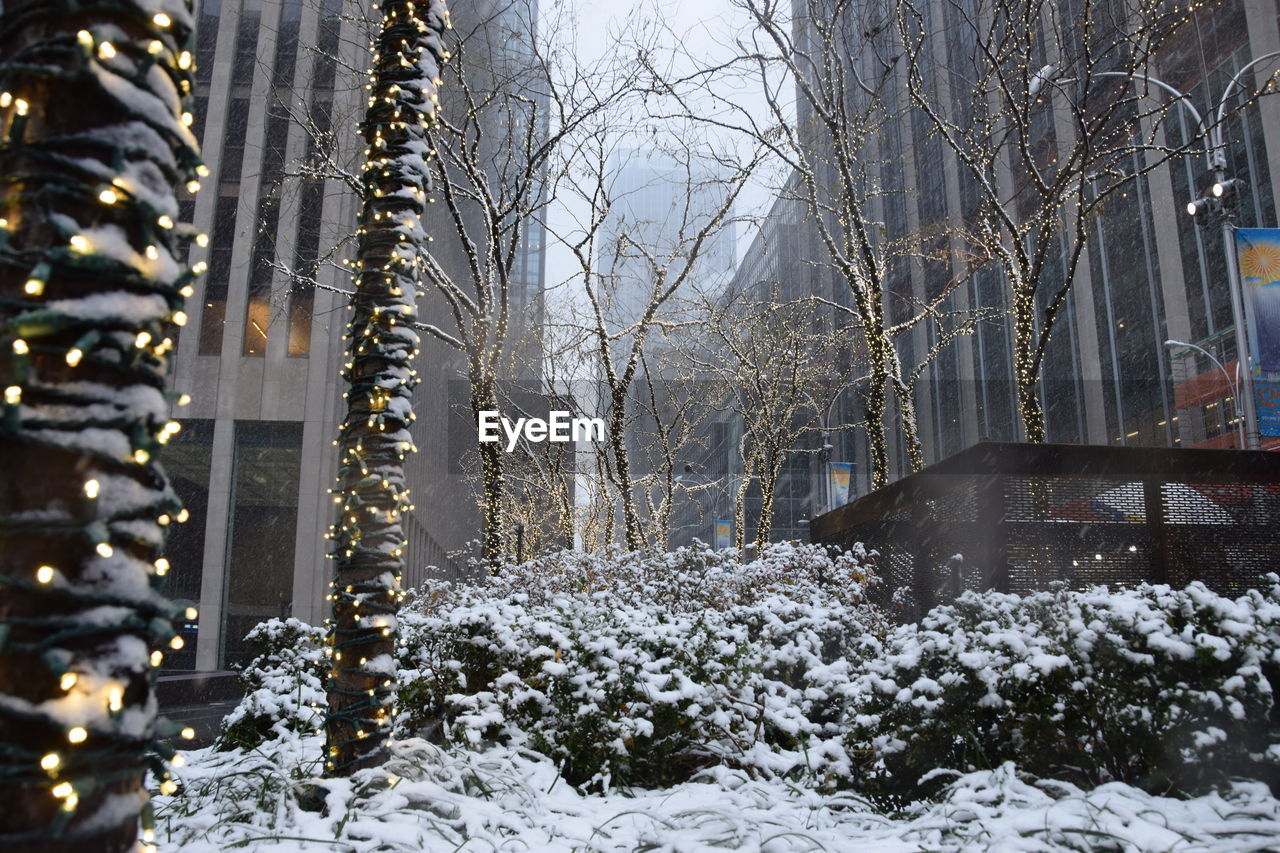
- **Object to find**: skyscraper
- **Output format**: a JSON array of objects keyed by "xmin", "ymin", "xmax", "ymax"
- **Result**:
[
  {"xmin": 161, "ymin": 0, "xmax": 547, "ymax": 674},
  {"xmin": 785, "ymin": 0, "xmax": 1280, "ymax": 508}
]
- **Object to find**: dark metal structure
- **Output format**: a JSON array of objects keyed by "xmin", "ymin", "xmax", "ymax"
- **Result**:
[{"xmin": 810, "ymin": 443, "xmax": 1280, "ymax": 618}]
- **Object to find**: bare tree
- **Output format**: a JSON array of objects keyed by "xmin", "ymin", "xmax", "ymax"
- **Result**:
[
  {"xmin": 687, "ymin": 286, "xmax": 847, "ymax": 546},
  {"xmin": 651, "ymin": 0, "xmax": 979, "ymax": 488},
  {"xmin": 896, "ymin": 0, "xmax": 1205, "ymax": 442},
  {"xmin": 412, "ymin": 0, "xmax": 655, "ymax": 566},
  {"xmin": 552, "ymin": 131, "xmax": 761, "ymax": 550}
]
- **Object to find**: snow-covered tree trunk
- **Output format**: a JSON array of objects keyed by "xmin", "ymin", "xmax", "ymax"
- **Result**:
[
  {"xmin": 0, "ymin": 2, "xmax": 202, "ymax": 850},
  {"xmin": 325, "ymin": 0, "xmax": 449, "ymax": 776}
]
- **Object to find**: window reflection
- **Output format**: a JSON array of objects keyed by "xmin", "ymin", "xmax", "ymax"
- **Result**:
[
  {"xmin": 221, "ymin": 421, "xmax": 302, "ymax": 668},
  {"xmin": 158, "ymin": 419, "xmax": 214, "ymax": 669}
]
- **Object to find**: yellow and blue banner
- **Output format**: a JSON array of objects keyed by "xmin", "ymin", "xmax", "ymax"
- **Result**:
[
  {"xmin": 1234, "ymin": 228, "xmax": 1280, "ymax": 436},
  {"xmin": 829, "ymin": 462, "xmax": 853, "ymax": 508},
  {"xmin": 714, "ymin": 519, "xmax": 732, "ymax": 550}
]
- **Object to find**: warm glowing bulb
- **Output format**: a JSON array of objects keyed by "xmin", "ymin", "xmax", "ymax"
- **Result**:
[
  {"xmin": 150, "ymin": 650, "xmax": 163, "ymax": 666},
  {"xmin": 69, "ymin": 235, "xmax": 89, "ymax": 253},
  {"xmin": 23, "ymin": 278, "xmax": 43, "ymax": 295},
  {"xmin": 186, "ymin": 180, "xmax": 201, "ymax": 194},
  {"xmin": 68, "ymin": 727, "xmax": 87, "ymax": 744},
  {"xmin": 160, "ymin": 780, "xmax": 178, "ymax": 795},
  {"xmin": 185, "ymin": 606, "xmax": 198, "ymax": 620},
  {"xmin": 97, "ymin": 42, "xmax": 116, "ymax": 59},
  {"xmin": 99, "ymin": 189, "xmax": 118, "ymax": 204},
  {"xmin": 177, "ymin": 394, "xmax": 191, "ymax": 406},
  {"xmin": 107, "ymin": 685, "xmax": 123, "ymax": 712},
  {"xmin": 65, "ymin": 348, "xmax": 83, "ymax": 366},
  {"xmin": 12, "ymin": 339, "xmax": 28, "ymax": 354},
  {"xmin": 181, "ymin": 727, "xmax": 195, "ymax": 740},
  {"xmin": 134, "ymin": 449, "xmax": 150, "ymax": 464},
  {"xmin": 170, "ymin": 636, "xmax": 184, "ymax": 650},
  {"xmin": 40, "ymin": 752, "xmax": 60, "ymax": 771},
  {"xmin": 96, "ymin": 543, "xmax": 113, "ymax": 558},
  {"xmin": 145, "ymin": 245, "xmax": 159, "ymax": 260},
  {"xmin": 84, "ymin": 479, "xmax": 100, "ymax": 499},
  {"xmin": 153, "ymin": 12, "xmax": 172, "ymax": 27},
  {"xmin": 36, "ymin": 565, "xmax": 54, "ymax": 584},
  {"xmin": 60, "ymin": 672, "xmax": 77, "ymax": 691},
  {"xmin": 52, "ymin": 782, "xmax": 73, "ymax": 798},
  {"xmin": 155, "ymin": 558, "xmax": 170, "ymax": 575},
  {"xmin": 172, "ymin": 310, "xmax": 187, "ymax": 327},
  {"xmin": 157, "ymin": 215, "xmax": 174, "ymax": 229},
  {"xmin": 135, "ymin": 331, "xmax": 152, "ymax": 348},
  {"xmin": 172, "ymin": 754, "xmax": 187, "ymax": 767},
  {"xmin": 178, "ymin": 51, "xmax": 193, "ymax": 69}
]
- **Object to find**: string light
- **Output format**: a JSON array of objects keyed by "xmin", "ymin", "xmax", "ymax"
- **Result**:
[
  {"xmin": 0, "ymin": 4, "xmax": 201, "ymax": 843},
  {"xmin": 325, "ymin": 0, "xmax": 447, "ymax": 776}
]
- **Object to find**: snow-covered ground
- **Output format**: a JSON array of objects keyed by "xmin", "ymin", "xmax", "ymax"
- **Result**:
[{"xmin": 156, "ymin": 732, "xmax": 1280, "ymax": 852}]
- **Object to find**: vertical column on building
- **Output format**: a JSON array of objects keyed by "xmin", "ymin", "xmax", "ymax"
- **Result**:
[{"xmin": 1040, "ymin": 5, "xmax": 1109, "ymax": 446}]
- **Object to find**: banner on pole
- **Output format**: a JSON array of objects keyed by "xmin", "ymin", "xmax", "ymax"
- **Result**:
[
  {"xmin": 714, "ymin": 519, "xmax": 732, "ymax": 550},
  {"xmin": 1256, "ymin": 378, "xmax": 1280, "ymax": 437},
  {"xmin": 1234, "ymin": 228, "xmax": 1280, "ymax": 374},
  {"xmin": 829, "ymin": 462, "xmax": 853, "ymax": 509}
]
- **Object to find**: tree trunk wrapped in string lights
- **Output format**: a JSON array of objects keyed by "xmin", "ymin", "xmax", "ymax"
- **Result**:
[
  {"xmin": 325, "ymin": 0, "xmax": 449, "ymax": 775},
  {"xmin": 0, "ymin": 1, "xmax": 204, "ymax": 851}
]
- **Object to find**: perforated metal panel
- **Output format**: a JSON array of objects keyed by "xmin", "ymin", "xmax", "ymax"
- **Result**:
[{"xmin": 810, "ymin": 443, "xmax": 1280, "ymax": 621}]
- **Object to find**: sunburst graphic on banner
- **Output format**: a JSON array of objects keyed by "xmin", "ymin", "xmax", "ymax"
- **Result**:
[{"xmin": 1239, "ymin": 241, "xmax": 1280, "ymax": 285}]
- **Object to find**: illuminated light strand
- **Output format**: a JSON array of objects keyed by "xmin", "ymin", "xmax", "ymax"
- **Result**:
[
  {"xmin": 324, "ymin": 0, "xmax": 448, "ymax": 776},
  {"xmin": 0, "ymin": 1, "xmax": 204, "ymax": 847}
]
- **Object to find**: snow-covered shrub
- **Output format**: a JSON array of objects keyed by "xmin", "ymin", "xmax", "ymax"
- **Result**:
[
  {"xmin": 396, "ymin": 542, "xmax": 884, "ymax": 790},
  {"xmin": 849, "ymin": 578, "xmax": 1280, "ymax": 802},
  {"xmin": 217, "ymin": 618, "xmax": 327, "ymax": 750}
]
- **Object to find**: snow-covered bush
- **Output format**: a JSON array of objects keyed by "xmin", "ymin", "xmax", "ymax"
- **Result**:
[
  {"xmin": 849, "ymin": 578, "xmax": 1280, "ymax": 802},
  {"xmin": 211, "ymin": 547, "xmax": 1280, "ymax": 806},
  {"xmin": 396, "ymin": 542, "xmax": 884, "ymax": 790},
  {"xmin": 217, "ymin": 618, "xmax": 327, "ymax": 750}
]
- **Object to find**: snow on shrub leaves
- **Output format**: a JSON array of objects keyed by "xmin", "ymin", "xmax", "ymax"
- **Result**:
[
  {"xmin": 849, "ymin": 577, "xmax": 1280, "ymax": 802},
  {"xmin": 216, "ymin": 544, "xmax": 1280, "ymax": 805},
  {"xmin": 396, "ymin": 542, "xmax": 884, "ymax": 790},
  {"xmin": 217, "ymin": 617, "xmax": 326, "ymax": 750}
]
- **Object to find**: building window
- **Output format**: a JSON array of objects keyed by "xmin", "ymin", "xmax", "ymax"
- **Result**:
[
  {"xmin": 221, "ymin": 421, "xmax": 303, "ymax": 668},
  {"xmin": 199, "ymin": 195, "xmax": 238, "ymax": 355},
  {"xmin": 312, "ymin": 0, "xmax": 343, "ymax": 92},
  {"xmin": 219, "ymin": 97, "xmax": 250, "ymax": 185},
  {"xmin": 244, "ymin": 196, "xmax": 279, "ymax": 356},
  {"xmin": 230, "ymin": 10, "xmax": 260, "ymax": 88},
  {"xmin": 288, "ymin": 180, "xmax": 325, "ymax": 356},
  {"xmin": 158, "ymin": 418, "xmax": 214, "ymax": 670},
  {"xmin": 194, "ymin": 0, "xmax": 221, "ymax": 87}
]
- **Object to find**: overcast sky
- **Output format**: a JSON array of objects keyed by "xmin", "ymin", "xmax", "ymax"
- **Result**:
[{"xmin": 540, "ymin": 0, "xmax": 779, "ymax": 300}]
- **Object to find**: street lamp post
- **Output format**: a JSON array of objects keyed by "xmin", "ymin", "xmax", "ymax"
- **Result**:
[
  {"xmin": 1059, "ymin": 59, "xmax": 1279, "ymax": 449},
  {"xmin": 1164, "ymin": 339, "xmax": 1245, "ymax": 448},
  {"xmin": 1180, "ymin": 51, "xmax": 1280, "ymax": 450}
]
